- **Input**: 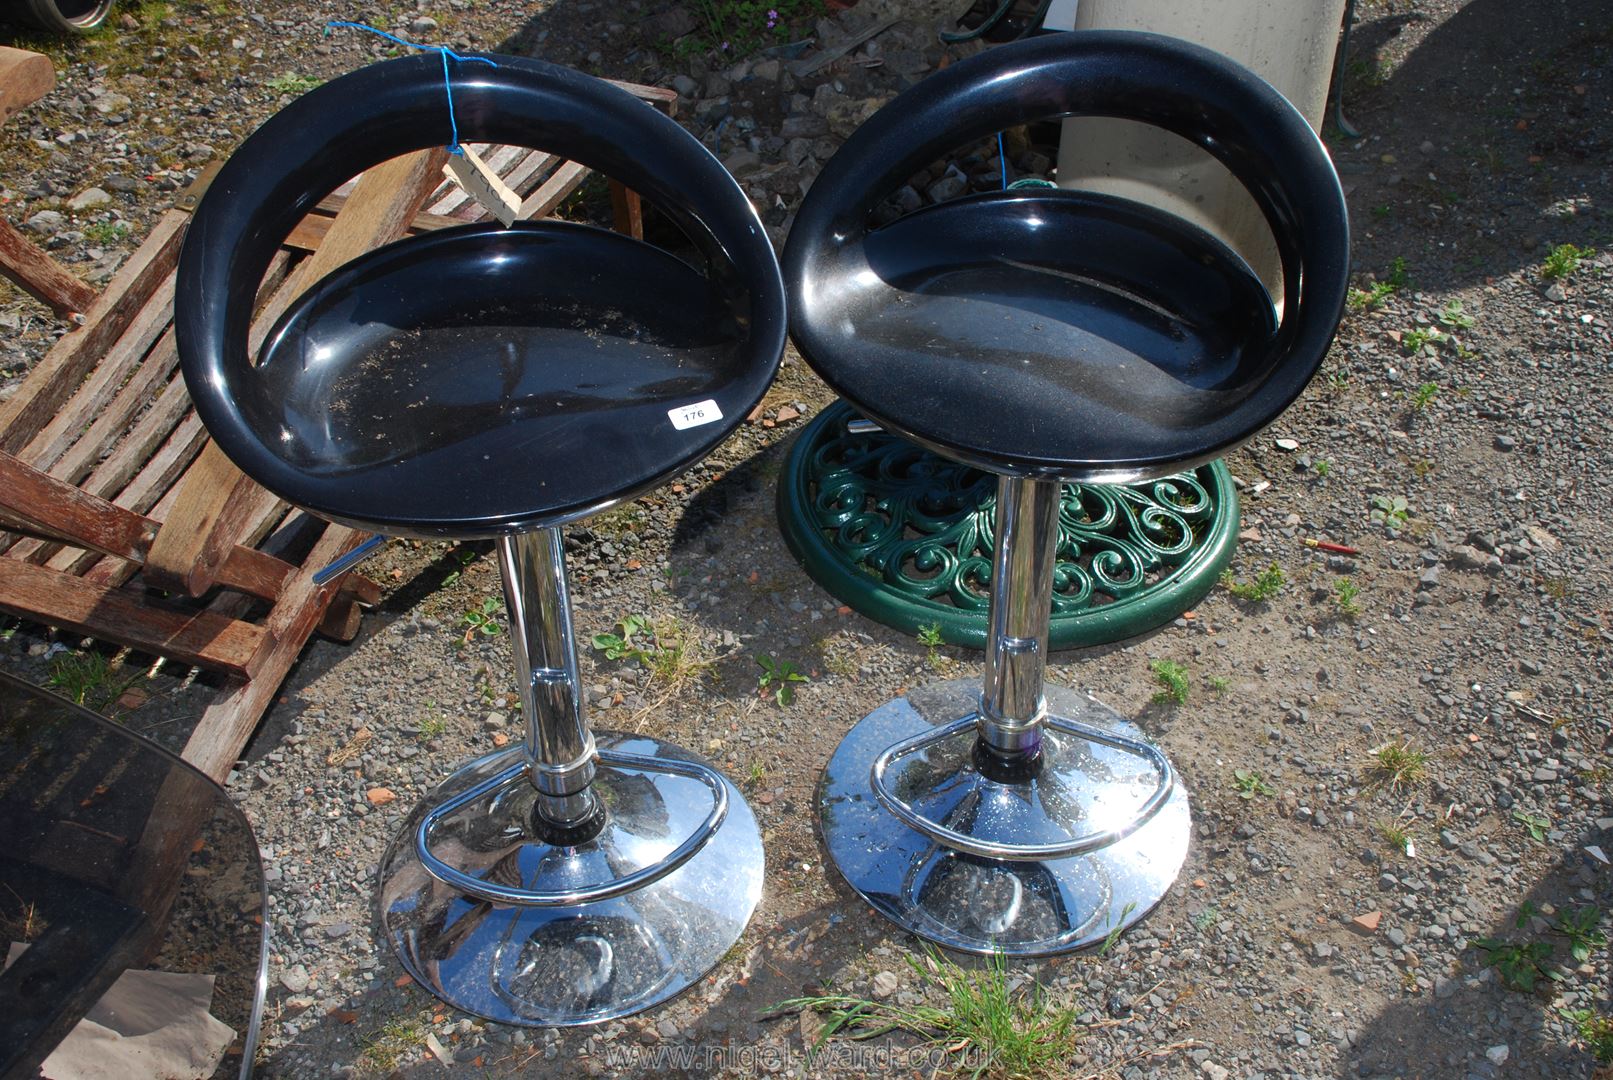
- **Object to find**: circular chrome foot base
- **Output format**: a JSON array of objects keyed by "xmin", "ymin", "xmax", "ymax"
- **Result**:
[
  {"xmin": 377, "ymin": 733, "xmax": 763, "ymax": 1025},
  {"xmin": 819, "ymin": 680, "xmax": 1189, "ymax": 955}
]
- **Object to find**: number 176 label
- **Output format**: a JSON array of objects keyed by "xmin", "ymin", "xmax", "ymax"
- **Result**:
[{"xmin": 668, "ymin": 400, "xmax": 723, "ymax": 431}]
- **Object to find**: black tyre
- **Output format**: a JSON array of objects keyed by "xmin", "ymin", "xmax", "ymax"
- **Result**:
[{"xmin": 10, "ymin": 0, "xmax": 115, "ymax": 33}]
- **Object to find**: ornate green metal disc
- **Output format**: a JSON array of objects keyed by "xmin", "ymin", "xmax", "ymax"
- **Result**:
[{"xmin": 777, "ymin": 402, "xmax": 1240, "ymax": 650}]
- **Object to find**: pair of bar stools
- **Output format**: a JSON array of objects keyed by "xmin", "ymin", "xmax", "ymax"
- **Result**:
[{"xmin": 175, "ymin": 33, "xmax": 1348, "ymax": 1024}]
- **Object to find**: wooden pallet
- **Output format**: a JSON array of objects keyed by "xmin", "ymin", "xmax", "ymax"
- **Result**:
[{"xmin": 0, "ymin": 81, "xmax": 675, "ymax": 781}]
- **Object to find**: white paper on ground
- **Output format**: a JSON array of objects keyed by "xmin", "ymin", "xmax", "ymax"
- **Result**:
[{"xmin": 6, "ymin": 943, "xmax": 235, "ymax": 1080}]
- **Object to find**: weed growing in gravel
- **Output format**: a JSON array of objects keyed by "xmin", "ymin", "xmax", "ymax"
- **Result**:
[
  {"xmin": 1233, "ymin": 769, "xmax": 1274, "ymax": 800},
  {"xmin": 643, "ymin": 619, "xmax": 704, "ymax": 685},
  {"xmin": 1478, "ymin": 906, "xmax": 1609, "ymax": 1003},
  {"xmin": 46, "ymin": 650, "xmax": 140, "ymax": 714},
  {"xmin": 819, "ymin": 637, "xmax": 859, "ymax": 678},
  {"xmin": 1221, "ymin": 563, "xmax": 1285, "ymax": 602},
  {"xmin": 1540, "ymin": 574, "xmax": 1572, "ymax": 600},
  {"xmin": 1378, "ymin": 820, "xmax": 1415, "ymax": 856},
  {"xmin": 1332, "ymin": 578, "xmax": 1363, "ymax": 619},
  {"xmin": 1191, "ymin": 907, "xmax": 1221, "ymax": 932},
  {"xmin": 775, "ymin": 947, "xmax": 1080, "ymax": 1080},
  {"xmin": 266, "ymin": 72, "xmax": 323, "ymax": 96},
  {"xmin": 1347, "ymin": 257, "xmax": 1408, "ymax": 310},
  {"xmin": 1098, "ymin": 901, "xmax": 1138, "ymax": 955},
  {"xmin": 459, "ymin": 597, "xmax": 503, "ymax": 644},
  {"xmin": 1369, "ymin": 741, "xmax": 1428, "ymax": 793},
  {"xmin": 83, "ymin": 220, "xmax": 129, "ymax": 245},
  {"xmin": 746, "ymin": 762, "xmax": 766, "ymax": 788},
  {"xmin": 360, "ymin": 1017, "xmax": 428, "ymax": 1071},
  {"xmin": 1552, "ymin": 906, "xmax": 1607, "ymax": 963},
  {"xmin": 593, "ymin": 615, "xmax": 707, "ymax": 693},
  {"xmin": 416, "ymin": 704, "xmax": 448, "ymax": 741},
  {"xmin": 1511, "ymin": 808, "xmax": 1552, "ymax": 842},
  {"xmin": 917, "ymin": 622, "xmax": 951, "ymax": 669},
  {"xmin": 437, "ymin": 546, "xmax": 478, "ymax": 589},
  {"xmin": 1401, "ymin": 328, "xmax": 1445, "ymax": 356},
  {"xmin": 472, "ymin": 668, "xmax": 503, "ymax": 709},
  {"xmin": 683, "ymin": 0, "xmax": 823, "ymax": 59},
  {"xmin": 1437, "ymin": 299, "xmax": 1475, "ymax": 329},
  {"xmin": 756, "ymin": 655, "xmax": 808, "ymax": 706},
  {"xmin": 1474, "ymin": 936, "xmax": 1557, "ymax": 993},
  {"xmin": 1541, "ymin": 242, "xmax": 1593, "ymax": 280},
  {"xmin": 1149, "ymin": 659, "xmax": 1189, "ymax": 705},
  {"xmin": 1408, "ymin": 381, "xmax": 1440, "ymax": 410},
  {"xmin": 1562, "ymin": 1008, "xmax": 1613, "ymax": 1063},
  {"xmin": 1205, "ymin": 675, "xmax": 1231, "ymax": 695},
  {"xmin": 1312, "ymin": 458, "xmax": 1332, "ymax": 479},
  {"xmin": 593, "ymin": 614, "xmax": 652, "ymax": 662},
  {"xmin": 1369, "ymin": 494, "xmax": 1410, "ymax": 530}
]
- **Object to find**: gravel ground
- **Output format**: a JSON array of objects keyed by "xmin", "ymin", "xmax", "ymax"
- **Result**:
[{"xmin": 2, "ymin": 0, "xmax": 1612, "ymax": 1077}]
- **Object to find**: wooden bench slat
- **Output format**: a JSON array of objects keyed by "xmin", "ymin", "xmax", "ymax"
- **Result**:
[
  {"xmin": 8, "ymin": 381, "xmax": 198, "ymax": 567},
  {"xmin": 0, "ymin": 216, "xmax": 97, "ymax": 318},
  {"xmin": 0, "ymin": 450, "xmax": 151, "ymax": 563},
  {"xmin": 0, "ymin": 211, "xmax": 186, "ymax": 454},
  {"xmin": 181, "ymin": 523, "xmax": 362, "ymax": 780},
  {"xmin": 92, "ymin": 377, "xmax": 198, "ymax": 509},
  {"xmin": 20, "ymin": 277, "xmax": 177, "ymax": 474},
  {"xmin": 0, "ymin": 558, "xmax": 271, "ymax": 678},
  {"xmin": 0, "ymin": 451, "xmax": 300, "ymax": 602},
  {"xmin": 42, "ymin": 329, "xmax": 181, "ymax": 489},
  {"xmin": 520, "ymin": 160, "xmax": 592, "ymax": 222}
]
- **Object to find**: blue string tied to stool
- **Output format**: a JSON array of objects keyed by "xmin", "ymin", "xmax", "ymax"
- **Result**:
[{"xmin": 324, "ymin": 21, "xmax": 498, "ymax": 156}]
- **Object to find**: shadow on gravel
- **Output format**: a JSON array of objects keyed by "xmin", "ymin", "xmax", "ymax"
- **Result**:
[
  {"xmin": 1345, "ymin": 820, "xmax": 1612, "ymax": 1079},
  {"xmin": 1343, "ymin": 0, "xmax": 1613, "ymax": 288},
  {"xmin": 242, "ymin": 540, "xmax": 498, "ymax": 763},
  {"xmin": 671, "ymin": 437, "xmax": 789, "ymax": 555},
  {"xmin": 260, "ymin": 899, "xmax": 863, "ymax": 1077}
]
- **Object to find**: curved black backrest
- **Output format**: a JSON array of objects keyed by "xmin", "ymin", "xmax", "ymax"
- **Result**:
[
  {"xmin": 177, "ymin": 54, "xmax": 785, "ymax": 532},
  {"xmin": 785, "ymin": 31, "xmax": 1350, "ymax": 454}
]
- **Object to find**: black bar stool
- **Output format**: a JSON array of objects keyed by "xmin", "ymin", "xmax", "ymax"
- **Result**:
[
  {"xmin": 176, "ymin": 55, "xmax": 786, "ymax": 1023},
  {"xmin": 784, "ymin": 31, "xmax": 1349, "ymax": 954}
]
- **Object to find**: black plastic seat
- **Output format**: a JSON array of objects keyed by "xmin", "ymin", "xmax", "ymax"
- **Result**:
[
  {"xmin": 253, "ymin": 222, "xmax": 763, "ymax": 534},
  {"xmin": 786, "ymin": 31, "xmax": 1348, "ymax": 483},
  {"xmin": 178, "ymin": 55, "xmax": 785, "ymax": 538}
]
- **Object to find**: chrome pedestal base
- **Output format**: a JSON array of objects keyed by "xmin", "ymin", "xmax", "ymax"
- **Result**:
[
  {"xmin": 377, "ymin": 732, "xmax": 763, "ymax": 1025},
  {"xmin": 818, "ymin": 679, "xmax": 1189, "ymax": 955}
]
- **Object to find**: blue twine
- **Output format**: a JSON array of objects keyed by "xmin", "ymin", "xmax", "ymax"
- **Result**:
[
  {"xmin": 996, "ymin": 131, "xmax": 1008, "ymax": 189},
  {"xmin": 325, "ymin": 21, "xmax": 497, "ymax": 155}
]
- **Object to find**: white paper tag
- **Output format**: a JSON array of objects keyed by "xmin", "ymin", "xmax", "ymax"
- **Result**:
[
  {"xmin": 443, "ymin": 147, "xmax": 521, "ymax": 227},
  {"xmin": 668, "ymin": 400, "xmax": 722, "ymax": 431}
]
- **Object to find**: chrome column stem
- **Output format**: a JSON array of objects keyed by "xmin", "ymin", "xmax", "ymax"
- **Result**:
[
  {"xmin": 498, "ymin": 529, "xmax": 599, "ymax": 828},
  {"xmin": 978, "ymin": 476, "xmax": 1061, "ymax": 754}
]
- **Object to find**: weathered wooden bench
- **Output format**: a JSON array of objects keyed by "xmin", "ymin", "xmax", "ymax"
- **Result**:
[{"xmin": 0, "ymin": 74, "xmax": 675, "ymax": 781}]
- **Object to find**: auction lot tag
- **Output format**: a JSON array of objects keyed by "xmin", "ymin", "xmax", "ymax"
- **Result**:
[{"xmin": 668, "ymin": 400, "xmax": 722, "ymax": 430}]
